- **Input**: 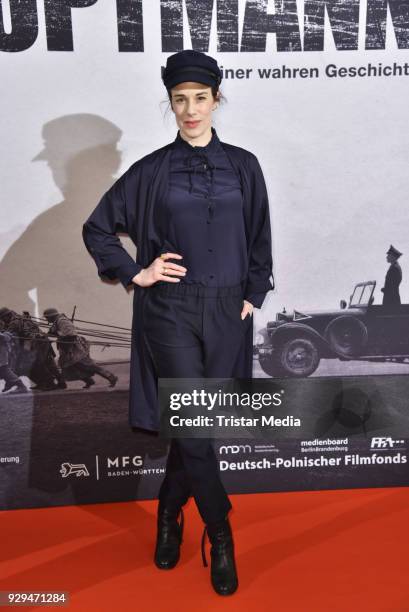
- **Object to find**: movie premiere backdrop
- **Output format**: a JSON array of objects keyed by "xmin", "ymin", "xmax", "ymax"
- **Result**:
[{"xmin": 1, "ymin": 0, "xmax": 409, "ymax": 510}]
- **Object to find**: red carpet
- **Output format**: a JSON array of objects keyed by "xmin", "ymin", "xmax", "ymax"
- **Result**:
[{"xmin": 1, "ymin": 488, "xmax": 408, "ymax": 611}]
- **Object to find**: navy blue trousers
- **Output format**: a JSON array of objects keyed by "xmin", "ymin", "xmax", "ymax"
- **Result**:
[{"xmin": 143, "ymin": 282, "xmax": 251, "ymax": 524}]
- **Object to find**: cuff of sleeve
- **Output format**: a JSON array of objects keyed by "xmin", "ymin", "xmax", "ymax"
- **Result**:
[
  {"xmin": 244, "ymin": 292, "xmax": 267, "ymax": 309},
  {"xmin": 116, "ymin": 262, "xmax": 143, "ymax": 289}
]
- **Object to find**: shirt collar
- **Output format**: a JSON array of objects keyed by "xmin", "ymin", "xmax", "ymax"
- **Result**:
[{"xmin": 173, "ymin": 126, "xmax": 220, "ymax": 155}]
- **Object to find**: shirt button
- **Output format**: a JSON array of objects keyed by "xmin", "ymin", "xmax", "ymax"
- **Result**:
[
  {"xmin": 209, "ymin": 275, "xmax": 214, "ymax": 279},
  {"xmin": 204, "ymin": 163, "xmax": 207, "ymax": 169},
  {"xmin": 208, "ymin": 248, "xmax": 213, "ymax": 252}
]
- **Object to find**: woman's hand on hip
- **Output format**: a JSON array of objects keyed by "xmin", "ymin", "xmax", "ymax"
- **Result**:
[
  {"xmin": 131, "ymin": 253, "xmax": 187, "ymax": 287},
  {"xmin": 241, "ymin": 300, "xmax": 254, "ymax": 320}
]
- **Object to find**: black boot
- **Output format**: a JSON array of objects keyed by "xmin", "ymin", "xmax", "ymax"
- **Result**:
[
  {"xmin": 2, "ymin": 380, "xmax": 16, "ymax": 392},
  {"xmin": 55, "ymin": 372, "xmax": 67, "ymax": 389},
  {"xmin": 201, "ymin": 516, "xmax": 238, "ymax": 596},
  {"xmin": 9, "ymin": 379, "xmax": 29, "ymax": 394},
  {"xmin": 107, "ymin": 374, "xmax": 118, "ymax": 388},
  {"xmin": 154, "ymin": 507, "xmax": 184, "ymax": 570},
  {"xmin": 82, "ymin": 377, "xmax": 95, "ymax": 389}
]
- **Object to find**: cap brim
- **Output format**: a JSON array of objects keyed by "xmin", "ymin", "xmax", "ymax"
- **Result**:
[{"xmin": 164, "ymin": 70, "xmax": 216, "ymax": 89}]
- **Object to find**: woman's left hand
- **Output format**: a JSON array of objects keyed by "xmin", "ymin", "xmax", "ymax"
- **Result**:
[{"xmin": 241, "ymin": 300, "xmax": 254, "ymax": 320}]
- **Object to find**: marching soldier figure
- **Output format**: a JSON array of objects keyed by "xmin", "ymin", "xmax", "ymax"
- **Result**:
[
  {"xmin": 43, "ymin": 308, "xmax": 118, "ymax": 389},
  {"xmin": 381, "ymin": 245, "xmax": 402, "ymax": 307},
  {"xmin": 0, "ymin": 320, "xmax": 28, "ymax": 393}
]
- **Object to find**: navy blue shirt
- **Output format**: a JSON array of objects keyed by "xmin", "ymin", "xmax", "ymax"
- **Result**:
[{"xmin": 158, "ymin": 127, "xmax": 264, "ymax": 307}]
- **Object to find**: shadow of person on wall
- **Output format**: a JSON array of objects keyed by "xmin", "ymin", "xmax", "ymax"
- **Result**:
[{"xmin": 0, "ymin": 114, "xmax": 136, "ymax": 346}]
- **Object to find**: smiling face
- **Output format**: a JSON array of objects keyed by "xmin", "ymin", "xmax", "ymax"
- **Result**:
[{"xmin": 169, "ymin": 82, "xmax": 219, "ymax": 142}]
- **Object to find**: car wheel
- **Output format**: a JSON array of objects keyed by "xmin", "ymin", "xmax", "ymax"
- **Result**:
[
  {"xmin": 325, "ymin": 316, "xmax": 368, "ymax": 357},
  {"xmin": 277, "ymin": 337, "xmax": 320, "ymax": 377},
  {"xmin": 258, "ymin": 355, "xmax": 285, "ymax": 378}
]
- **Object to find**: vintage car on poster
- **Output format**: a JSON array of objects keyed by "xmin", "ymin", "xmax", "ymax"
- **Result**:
[{"xmin": 256, "ymin": 281, "xmax": 409, "ymax": 377}]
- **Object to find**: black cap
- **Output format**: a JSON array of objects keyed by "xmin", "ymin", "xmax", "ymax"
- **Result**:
[
  {"xmin": 43, "ymin": 307, "xmax": 59, "ymax": 317},
  {"xmin": 162, "ymin": 50, "xmax": 222, "ymax": 90},
  {"xmin": 0, "ymin": 307, "xmax": 11, "ymax": 319},
  {"xmin": 387, "ymin": 244, "xmax": 403, "ymax": 258}
]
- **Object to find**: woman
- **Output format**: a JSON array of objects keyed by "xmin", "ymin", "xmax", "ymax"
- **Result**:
[{"xmin": 82, "ymin": 49, "xmax": 274, "ymax": 596}]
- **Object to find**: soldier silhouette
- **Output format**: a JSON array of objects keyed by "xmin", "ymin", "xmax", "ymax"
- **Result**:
[
  {"xmin": 43, "ymin": 308, "xmax": 118, "ymax": 389},
  {"xmin": 0, "ymin": 306, "xmax": 64, "ymax": 390},
  {"xmin": 381, "ymin": 245, "xmax": 402, "ymax": 307},
  {"xmin": 0, "ymin": 320, "xmax": 27, "ymax": 394}
]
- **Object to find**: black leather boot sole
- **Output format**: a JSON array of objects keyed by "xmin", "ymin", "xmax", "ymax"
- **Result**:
[
  {"xmin": 201, "ymin": 517, "xmax": 238, "ymax": 595},
  {"xmin": 154, "ymin": 507, "xmax": 184, "ymax": 570}
]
